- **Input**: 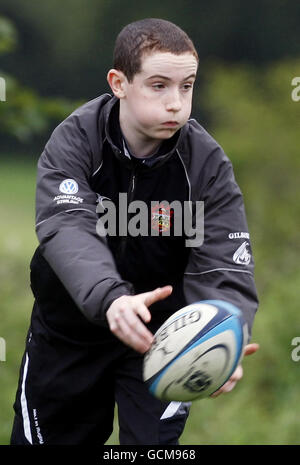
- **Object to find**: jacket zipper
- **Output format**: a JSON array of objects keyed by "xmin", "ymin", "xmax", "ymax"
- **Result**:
[
  {"xmin": 119, "ymin": 166, "xmax": 138, "ymax": 259},
  {"xmin": 128, "ymin": 168, "xmax": 137, "ymax": 204}
]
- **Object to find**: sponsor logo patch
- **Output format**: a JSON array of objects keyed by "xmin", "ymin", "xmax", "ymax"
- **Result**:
[
  {"xmin": 59, "ymin": 179, "xmax": 79, "ymax": 194},
  {"xmin": 53, "ymin": 194, "xmax": 83, "ymax": 205},
  {"xmin": 151, "ymin": 203, "xmax": 172, "ymax": 233},
  {"xmin": 53, "ymin": 179, "xmax": 83, "ymax": 205},
  {"xmin": 228, "ymin": 232, "xmax": 250, "ymax": 240},
  {"xmin": 233, "ymin": 241, "xmax": 251, "ymax": 265}
]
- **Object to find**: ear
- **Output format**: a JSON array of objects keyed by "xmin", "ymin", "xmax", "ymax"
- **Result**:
[{"xmin": 107, "ymin": 69, "xmax": 127, "ymax": 99}]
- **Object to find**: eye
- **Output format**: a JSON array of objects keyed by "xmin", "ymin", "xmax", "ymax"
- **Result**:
[
  {"xmin": 182, "ymin": 83, "xmax": 193, "ymax": 92},
  {"xmin": 152, "ymin": 83, "xmax": 165, "ymax": 90}
]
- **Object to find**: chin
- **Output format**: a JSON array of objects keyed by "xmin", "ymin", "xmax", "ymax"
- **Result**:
[{"xmin": 154, "ymin": 127, "xmax": 181, "ymax": 139}]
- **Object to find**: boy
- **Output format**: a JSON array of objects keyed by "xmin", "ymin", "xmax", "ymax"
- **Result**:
[{"xmin": 11, "ymin": 18, "xmax": 258, "ymax": 445}]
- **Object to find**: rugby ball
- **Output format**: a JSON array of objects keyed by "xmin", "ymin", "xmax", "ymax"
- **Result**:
[{"xmin": 143, "ymin": 300, "xmax": 248, "ymax": 401}]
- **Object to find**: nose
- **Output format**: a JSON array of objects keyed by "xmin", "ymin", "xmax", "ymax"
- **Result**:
[{"xmin": 165, "ymin": 88, "xmax": 182, "ymax": 112}]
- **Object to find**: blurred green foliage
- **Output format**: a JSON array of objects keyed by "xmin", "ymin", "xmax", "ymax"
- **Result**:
[
  {"xmin": 0, "ymin": 16, "xmax": 17, "ymax": 54},
  {"xmin": 0, "ymin": 72, "xmax": 81, "ymax": 142},
  {"xmin": 200, "ymin": 59, "xmax": 300, "ymax": 289},
  {"xmin": 0, "ymin": 16, "xmax": 81, "ymax": 144},
  {"xmin": 1, "ymin": 0, "xmax": 300, "ymax": 148}
]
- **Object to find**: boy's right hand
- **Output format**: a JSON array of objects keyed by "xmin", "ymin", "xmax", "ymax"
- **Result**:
[{"xmin": 106, "ymin": 285, "xmax": 173, "ymax": 354}]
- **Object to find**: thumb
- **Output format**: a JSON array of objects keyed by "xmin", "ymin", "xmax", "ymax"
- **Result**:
[
  {"xmin": 142, "ymin": 285, "xmax": 173, "ymax": 307},
  {"xmin": 244, "ymin": 343, "xmax": 260, "ymax": 356}
]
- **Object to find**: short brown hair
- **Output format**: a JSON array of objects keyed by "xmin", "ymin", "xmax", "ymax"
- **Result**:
[{"xmin": 113, "ymin": 18, "xmax": 198, "ymax": 82}]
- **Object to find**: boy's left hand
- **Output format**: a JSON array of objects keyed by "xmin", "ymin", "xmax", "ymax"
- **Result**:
[{"xmin": 210, "ymin": 343, "xmax": 259, "ymax": 398}]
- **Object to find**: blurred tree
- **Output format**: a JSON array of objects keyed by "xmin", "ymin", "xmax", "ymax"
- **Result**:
[
  {"xmin": 0, "ymin": 15, "xmax": 17, "ymax": 54},
  {"xmin": 1, "ymin": 0, "xmax": 299, "ymax": 152},
  {"xmin": 200, "ymin": 58, "xmax": 300, "ymax": 292},
  {"xmin": 0, "ymin": 15, "xmax": 81, "ymax": 151},
  {"xmin": 1, "ymin": 0, "xmax": 300, "ymax": 100}
]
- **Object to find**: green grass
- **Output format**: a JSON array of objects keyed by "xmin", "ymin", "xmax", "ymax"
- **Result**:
[
  {"xmin": 0, "ymin": 158, "xmax": 38, "ymax": 442},
  {"xmin": 0, "ymin": 157, "xmax": 299, "ymax": 445}
]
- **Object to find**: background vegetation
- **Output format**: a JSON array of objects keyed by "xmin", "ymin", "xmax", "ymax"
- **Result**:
[{"xmin": 0, "ymin": 0, "xmax": 299, "ymax": 445}]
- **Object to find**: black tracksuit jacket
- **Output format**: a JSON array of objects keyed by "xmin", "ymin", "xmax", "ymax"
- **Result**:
[{"xmin": 29, "ymin": 94, "xmax": 258, "ymax": 343}]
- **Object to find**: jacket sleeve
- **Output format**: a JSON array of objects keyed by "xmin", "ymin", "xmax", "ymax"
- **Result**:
[
  {"xmin": 35, "ymin": 112, "xmax": 134, "ymax": 326},
  {"xmin": 183, "ymin": 147, "xmax": 259, "ymax": 339}
]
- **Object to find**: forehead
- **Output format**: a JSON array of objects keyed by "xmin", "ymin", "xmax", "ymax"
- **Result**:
[{"xmin": 139, "ymin": 51, "xmax": 198, "ymax": 78}]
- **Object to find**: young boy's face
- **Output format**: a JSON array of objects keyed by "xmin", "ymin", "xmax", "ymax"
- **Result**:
[{"xmin": 113, "ymin": 51, "xmax": 198, "ymax": 148}]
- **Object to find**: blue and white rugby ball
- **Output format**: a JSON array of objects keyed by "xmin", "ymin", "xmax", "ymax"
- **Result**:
[{"xmin": 143, "ymin": 300, "xmax": 248, "ymax": 401}]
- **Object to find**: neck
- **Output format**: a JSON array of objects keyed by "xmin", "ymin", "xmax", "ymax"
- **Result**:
[
  {"xmin": 123, "ymin": 133, "xmax": 161, "ymax": 158},
  {"xmin": 119, "ymin": 114, "xmax": 161, "ymax": 158}
]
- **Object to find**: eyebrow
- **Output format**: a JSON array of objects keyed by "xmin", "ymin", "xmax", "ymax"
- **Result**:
[{"xmin": 146, "ymin": 73, "xmax": 196, "ymax": 82}]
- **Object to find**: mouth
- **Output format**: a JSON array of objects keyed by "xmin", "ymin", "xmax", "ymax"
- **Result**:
[{"xmin": 161, "ymin": 121, "xmax": 179, "ymax": 128}]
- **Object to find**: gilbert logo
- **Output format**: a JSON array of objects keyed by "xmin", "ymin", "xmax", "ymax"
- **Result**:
[
  {"xmin": 145, "ymin": 310, "xmax": 201, "ymax": 362},
  {"xmin": 228, "ymin": 232, "xmax": 249, "ymax": 240},
  {"xmin": 233, "ymin": 241, "xmax": 251, "ymax": 265}
]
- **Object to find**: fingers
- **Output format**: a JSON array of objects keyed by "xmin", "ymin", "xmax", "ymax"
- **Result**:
[
  {"xmin": 210, "ymin": 365, "xmax": 243, "ymax": 398},
  {"xmin": 106, "ymin": 286, "xmax": 172, "ymax": 354},
  {"xmin": 114, "ymin": 313, "xmax": 154, "ymax": 354},
  {"xmin": 243, "ymin": 343, "xmax": 260, "ymax": 356},
  {"xmin": 107, "ymin": 300, "xmax": 154, "ymax": 354},
  {"xmin": 142, "ymin": 285, "xmax": 173, "ymax": 307},
  {"xmin": 135, "ymin": 302, "xmax": 152, "ymax": 324},
  {"xmin": 210, "ymin": 343, "xmax": 259, "ymax": 399}
]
